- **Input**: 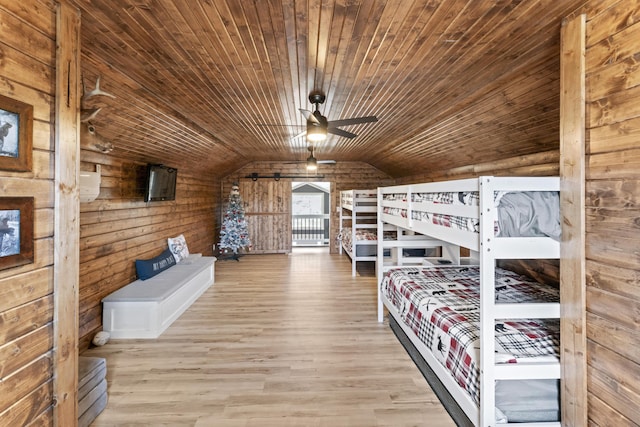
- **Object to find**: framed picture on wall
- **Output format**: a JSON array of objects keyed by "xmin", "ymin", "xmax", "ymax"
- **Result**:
[
  {"xmin": 0, "ymin": 94, "xmax": 33, "ymax": 172},
  {"xmin": 0, "ymin": 197, "xmax": 34, "ymax": 271}
]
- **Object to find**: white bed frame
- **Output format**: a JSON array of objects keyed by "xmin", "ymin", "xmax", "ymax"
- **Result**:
[
  {"xmin": 340, "ymin": 189, "xmax": 440, "ymax": 275},
  {"xmin": 339, "ymin": 189, "xmax": 379, "ymax": 276},
  {"xmin": 376, "ymin": 176, "xmax": 561, "ymax": 427}
]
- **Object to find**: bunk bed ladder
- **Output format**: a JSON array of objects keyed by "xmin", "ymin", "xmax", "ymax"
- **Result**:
[
  {"xmin": 341, "ymin": 189, "xmax": 379, "ymax": 277},
  {"xmin": 479, "ymin": 177, "xmax": 561, "ymax": 427},
  {"xmin": 479, "ymin": 176, "xmax": 498, "ymax": 427}
]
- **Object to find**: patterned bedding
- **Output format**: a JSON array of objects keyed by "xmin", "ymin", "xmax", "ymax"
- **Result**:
[
  {"xmin": 339, "ymin": 228, "xmax": 376, "ymax": 253},
  {"xmin": 381, "ymin": 265, "xmax": 560, "ymax": 405},
  {"xmin": 339, "ymin": 228, "xmax": 397, "ymax": 254},
  {"xmin": 382, "ymin": 191, "xmax": 478, "ymax": 204}
]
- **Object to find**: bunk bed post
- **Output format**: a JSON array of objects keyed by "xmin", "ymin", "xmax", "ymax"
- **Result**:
[
  {"xmin": 377, "ymin": 187, "xmax": 384, "ymax": 323},
  {"xmin": 442, "ymin": 243, "xmax": 460, "ymax": 264},
  {"xmin": 351, "ymin": 211, "xmax": 357, "ymax": 276},
  {"xmin": 338, "ymin": 193, "xmax": 344, "ymax": 255},
  {"xmin": 347, "ymin": 189, "xmax": 355, "ymax": 276},
  {"xmin": 479, "ymin": 176, "xmax": 497, "ymax": 427}
]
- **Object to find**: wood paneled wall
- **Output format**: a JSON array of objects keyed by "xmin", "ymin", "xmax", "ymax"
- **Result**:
[
  {"xmin": 0, "ymin": 0, "xmax": 57, "ymax": 425},
  {"xmin": 394, "ymin": 149, "xmax": 560, "ymax": 184},
  {"xmin": 78, "ymin": 148, "xmax": 220, "ymax": 351},
  {"xmin": 584, "ymin": 2, "xmax": 640, "ymax": 424},
  {"xmin": 222, "ymin": 162, "xmax": 393, "ymax": 254}
]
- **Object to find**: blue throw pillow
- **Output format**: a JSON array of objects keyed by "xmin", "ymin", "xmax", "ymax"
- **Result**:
[{"xmin": 135, "ymin": 248, "xmax": 176, "ymax": 280}]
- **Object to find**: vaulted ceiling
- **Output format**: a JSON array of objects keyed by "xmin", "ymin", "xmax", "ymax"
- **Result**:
[{"xmin": 72, "ymin": 0, "xmax": 589, "ymax": 178}]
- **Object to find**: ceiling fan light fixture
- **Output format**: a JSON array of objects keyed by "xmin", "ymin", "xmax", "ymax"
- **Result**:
[
  {"xmin": 306, "ymin": 123, "xmax": 327, "ymax": 141},
  {"xmin": 306, "ymin": 155, "xmax": 318, "ymax": 171}
]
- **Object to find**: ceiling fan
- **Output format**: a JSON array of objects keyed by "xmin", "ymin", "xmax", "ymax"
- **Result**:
[
  {"xmin": 295, "ymin": 91, "xmax": 379, "ymax": 141},
  {"xmin": 284, "ymin": 146, "xmax": 336, "ymax": 170},
  {"xmin": 256, "ymin": 91, "xmax": 378, "ymax": 140},
  {"xmin": 304, "ymin": 146, "xmax": 335, "ymax": 171}
]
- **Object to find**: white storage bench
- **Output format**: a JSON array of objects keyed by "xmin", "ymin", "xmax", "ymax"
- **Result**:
[{"xmin": 102, "ymin": 256, "xmax": 216, "ymax": 339}]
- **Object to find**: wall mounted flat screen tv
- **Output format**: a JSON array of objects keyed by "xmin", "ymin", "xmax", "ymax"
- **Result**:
[{"xmin": 144, "ymin": 164, "xmax": 177, "ymax": 202}]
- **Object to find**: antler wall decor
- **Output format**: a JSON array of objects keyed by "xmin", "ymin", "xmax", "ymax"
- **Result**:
[
  {"xmin": 83, "ymin": 76, "xmax": 116, "ymax": 101},
  {"xmin": 80, "ymin": 76, "xmax": 116, "ymax": 152},
  {"xmin": 81, "ymin": 76, "xmax": 116, "ymax": 123}
]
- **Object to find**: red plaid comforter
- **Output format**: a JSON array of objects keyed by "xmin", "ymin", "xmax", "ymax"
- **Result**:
[{"xmin": 381, "ymin": 266, "xmax": 560, "ymax": 405}]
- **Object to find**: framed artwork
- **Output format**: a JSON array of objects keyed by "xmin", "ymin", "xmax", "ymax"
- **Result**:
[
  {"xmin": 0, "ymin": 94, "xmax": 33, "ymax": 172},
  {"xmin": 0, "ymin": 197, "xmax": 34, "ymax": 270}
]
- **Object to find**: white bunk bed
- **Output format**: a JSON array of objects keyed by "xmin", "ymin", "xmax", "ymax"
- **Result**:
[
  {"xmin": 338, "ymin": 189, "xmax": 380, "ymax": 276},
  {"xmin": 376, "ymin": 176, "xmax": 561, "ymax": 427},
  {"xmin": 339, "ymin": 189, "xmax": 437, "ymax": 275}
]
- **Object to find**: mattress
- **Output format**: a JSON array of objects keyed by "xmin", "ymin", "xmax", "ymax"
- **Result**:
[
  {"xmin": 382, "ymin": 190, "xmax": 561, "ymax": 240},
  {"xmin": 381, "ymin": 265, "xmax": 560, "ymax": 422}
]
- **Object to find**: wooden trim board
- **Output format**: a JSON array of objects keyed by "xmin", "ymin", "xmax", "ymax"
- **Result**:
[
  {"xmin": 54, "ymin": 2, "xmax": 81, "ymax": 425},
  {"xmin": 559, "ymin": 13, "xmax": 587, "ymax": 427}
]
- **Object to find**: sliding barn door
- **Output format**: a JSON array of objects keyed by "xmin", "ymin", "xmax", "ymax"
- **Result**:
[{"xmin": 239, "ymin": 179, "xmax": 292, "ymax": 254}]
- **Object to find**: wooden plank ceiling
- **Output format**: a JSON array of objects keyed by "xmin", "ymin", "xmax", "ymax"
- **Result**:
[{"xmin": 70, "ymin": 0, "xmax": 589, "ymax": 178}]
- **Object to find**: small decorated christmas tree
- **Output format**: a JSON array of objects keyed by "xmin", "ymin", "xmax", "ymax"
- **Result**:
[{"xmin": 218, "ymin": 183, "xmax": 251, "ymax": 260}]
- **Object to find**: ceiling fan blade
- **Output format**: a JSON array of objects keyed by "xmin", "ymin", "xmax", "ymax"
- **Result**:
[
  {"xmin": 283, "ymin": 159, "xmax": 336, "ymax": 164},
  {"xmin": 328, "ymin": 116, "xmax": 378, "ymax": 127},
  {"xmin": 299, "ymin": 108, "xmax": 321, "ymax": 124},
  {"xmin": 291, "ymin": 129, "xmax": 307, "ymax": 140},
  {"xmin": 255, "ymin": 123, "xmax": 305, "ymax": 127},
  {"xmin": 327, "ymin": 127, "xmax": 357, "ymax": 139}
]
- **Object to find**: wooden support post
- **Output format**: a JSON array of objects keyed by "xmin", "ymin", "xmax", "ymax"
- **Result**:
[
  {"xmin": 559, "ymin": 13, "xmax": 587, "ymax": 427},
  {"xmin": 54, "ymin": 2, "xmax": 81, "ymax": 426}
]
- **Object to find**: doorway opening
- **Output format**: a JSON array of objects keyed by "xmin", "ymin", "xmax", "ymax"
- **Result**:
[{"xmin": 291, "ymin": 182, "xmax": 330, "ymax": 247}]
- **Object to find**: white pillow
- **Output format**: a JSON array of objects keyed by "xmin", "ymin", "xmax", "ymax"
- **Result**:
[
  {"xmin": 168, "ymin": 234, "xmax": 190, "ymax": 262},
  {"xmin": 177, "ymin": 253, "xmax": 202, "ymax": 265}
]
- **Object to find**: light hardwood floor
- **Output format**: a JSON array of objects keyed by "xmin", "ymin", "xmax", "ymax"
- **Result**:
[{"xmin": 85, "ymin": 248, "xmax": 456, "ymax": 426}]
